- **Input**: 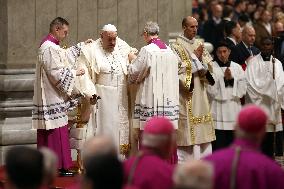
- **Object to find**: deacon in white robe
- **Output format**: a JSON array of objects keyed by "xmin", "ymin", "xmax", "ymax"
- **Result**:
[
  {"xmin": 246, "ymin": 37, "xmax": 284, "ymax": 157},
  {"xmin": 207, "ymin": 42, "xmax": 247, "ymax": 150},
  {"xmin": 79, "ymin": 24, "xmax": 137, "ymax": 156},
  {"xmin": 171, "ymin": 16, "xmax": 216, "ymax": 161},
  {"xmin": 128, "ymin": 21, "xmax": 179, "ymax": 163}
]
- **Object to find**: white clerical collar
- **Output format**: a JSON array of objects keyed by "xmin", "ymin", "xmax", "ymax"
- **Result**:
[
  {"xmin": 179, "ymin": 34, "xmax": 195, "ymax": 44},
  {"xmin": 228, "ymin": 37, "xmax": 237, "ymax": 45},
  {"xmin": 223, "ymin": 17, "xmax": 231, "ymax": 21}
]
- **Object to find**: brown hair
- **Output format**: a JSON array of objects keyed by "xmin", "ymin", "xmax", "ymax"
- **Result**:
[{"xmin": 49, "ymin": 17, "xmax": 69, "ymax": 32}]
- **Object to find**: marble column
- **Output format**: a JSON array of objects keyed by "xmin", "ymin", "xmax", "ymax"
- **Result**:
[{"xmin": 0, "ymin": 0, "xmax": 37, "ymax": 164}]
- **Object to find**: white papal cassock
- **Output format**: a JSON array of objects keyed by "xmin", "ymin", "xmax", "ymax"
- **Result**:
[{"xmin": 79, "ymin": 38, "xmax": 134, "ymax": 154}]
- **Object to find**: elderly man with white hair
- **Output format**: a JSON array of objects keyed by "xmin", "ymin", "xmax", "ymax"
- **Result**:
[{"xmin": 79, "ymin": 24, "xmax": 137, "ymax": 157}]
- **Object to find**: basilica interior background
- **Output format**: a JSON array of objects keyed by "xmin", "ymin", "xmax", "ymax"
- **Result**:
[{"xmin": 0, "ymin": 0, "xmax": 192, "ymax": 165}]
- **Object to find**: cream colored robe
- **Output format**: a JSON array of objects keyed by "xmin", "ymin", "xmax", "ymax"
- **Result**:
[
  {"xmin": 128, "ymin": 43, "xmax": 179, "ymax": 130},
  {"xmin": 66, "ymin": 43, "xmax": 97, "ymax": 99},
  {"xmin": 80, "ymin": 38, "xmax": 134, "ymax": 154},
  {"xmin": 33, "ymin": 41, "xmax": 78, "ymax": 130},
  {"xmin": 171, "ymin": 35, "xmax": 216, "ymax": 146}
]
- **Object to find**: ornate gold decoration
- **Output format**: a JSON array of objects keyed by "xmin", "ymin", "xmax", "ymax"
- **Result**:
[
  {"xmin": 61, "ymin": 44, "xmax": 68, "ymax": 49},
  {"xmin": 73, "ymin": 102, "xmax": 86, "ymax": 174},
  {"xmin": 171, "ymin": 43, "xmax": 192, "ymax": 91},
  {"xmin": 187, "ymin": 98, "xmax": 214, "ymax": 143},
  {"xmin": 172, "ymin": 42, "xmax": 214, "ymax": 144},
  {"xmin": 120, "ymin": 144, "xmax": 131, "ymax": 155},
  {"xmin": 188, "ymin": 99, "xmax": 213, "ymax": 125}
]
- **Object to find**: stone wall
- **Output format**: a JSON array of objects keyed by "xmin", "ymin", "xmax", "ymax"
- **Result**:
[
  {"xmin": 1, "ymin": 0, "xmax": 192, "ymax": 69},
  {"xmin": 0, "ymin": 0, "xmax": 191, "ymax": 164}
]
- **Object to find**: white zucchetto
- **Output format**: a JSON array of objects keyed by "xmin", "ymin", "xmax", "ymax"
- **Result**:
[{"xmin": 102, "ymin": 24, "xmax": 117, "ymax": 32}]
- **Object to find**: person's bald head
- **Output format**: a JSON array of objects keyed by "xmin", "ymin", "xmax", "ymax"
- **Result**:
[
  {"xmin": 212, "ymin": 4, "xmax": 223, "ymax": 19},
  {"xmin": 173, "ymin": 160, "xmax": 213, "ymax": 189},
  {"xmin": 83, "ymin": 135, "xmax": 117, "ymax": 162},
  {"xmin": 182, "ymin": 16, "xmax": 198, "ymax": 40},
  {"xmin": 242, "ymin": 25, "xmax": 256, "ymax": 46}
]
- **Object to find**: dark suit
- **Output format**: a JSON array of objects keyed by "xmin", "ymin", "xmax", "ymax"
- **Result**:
[
  {"xmin": 231, "ymin": 41, "xmax": 260, "ymax": 67},
  {"xmin": 224, "ymin": 37, "xmax": 236, "ymax": 50},
  {"xmin": 253, "ymin": 21, "xmax": 272, "ymax": 49},
  {"xmin": 224, "ymin": 37, "xmax": 237, "ymax": 60},
  {"xmin": 274, "ymin": 34, "xmax": 284, "ymax": 70},
  {"xmin": 202, "ymin": 18, "xmax": 226, "ymax": 49}
]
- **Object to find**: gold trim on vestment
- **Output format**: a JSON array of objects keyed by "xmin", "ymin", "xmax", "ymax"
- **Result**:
[
  {"xmin": 171, "ymin": 43, "xmax": 192, "ymax": 91},
  {"xmin": 188, "ymin": 98, "xmax": 214, "ymax": 143},
  {"xmin": 120, "ymin": 144, "xmax": 131, "ymax": 155},
  {"xmin": 172, "ymin": 42, "xmax": 214, "ymax": 144}
]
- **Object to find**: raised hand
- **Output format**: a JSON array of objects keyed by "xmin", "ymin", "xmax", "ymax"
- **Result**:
[
  {"xmin": 224, "ymin": 67, "xmax": 232, "ymax": 80},
  {"xmin": 76, "ymin": 68, "xmax": 85, "ymax": 76},
  {"xmin": 128, "ymin": 52, "xmax": 137, "ymax": 62},
  {"xmin": 194, "ymin": 44, "xmax": 204, "ymax": 60}
]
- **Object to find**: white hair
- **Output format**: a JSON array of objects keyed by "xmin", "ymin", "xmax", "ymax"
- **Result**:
[
  {"xmin": 142, "ymin": 133, "xmax": 170, "ymax": 147},
  {"xmin": 143, "ymin": 21, "xmax": 159, "ymax": 35},
  {"xmin": 173, "ymin": 160, "xmax": 214, "ymax": 189},
  {"xmin": 82, "ymin": 135, "xmax": 117, "ymax": 162}
]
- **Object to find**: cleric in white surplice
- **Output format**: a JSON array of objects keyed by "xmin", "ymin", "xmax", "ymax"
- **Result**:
[
  {"xmin": 245, "ymin": 37, "xmax": 284, "ymax": 157},
  {"xmin": 207, "ymin": 41, "xmax": 247, "ymax": 150},
  {"xmin": 128, "ymin": 21, "xmax": 179, "ymax": 163}
]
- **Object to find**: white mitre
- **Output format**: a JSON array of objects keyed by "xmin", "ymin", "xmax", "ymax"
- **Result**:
[{"xmin": 102, "ymin": 24, "xmax": 117, "ymax": 32}]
